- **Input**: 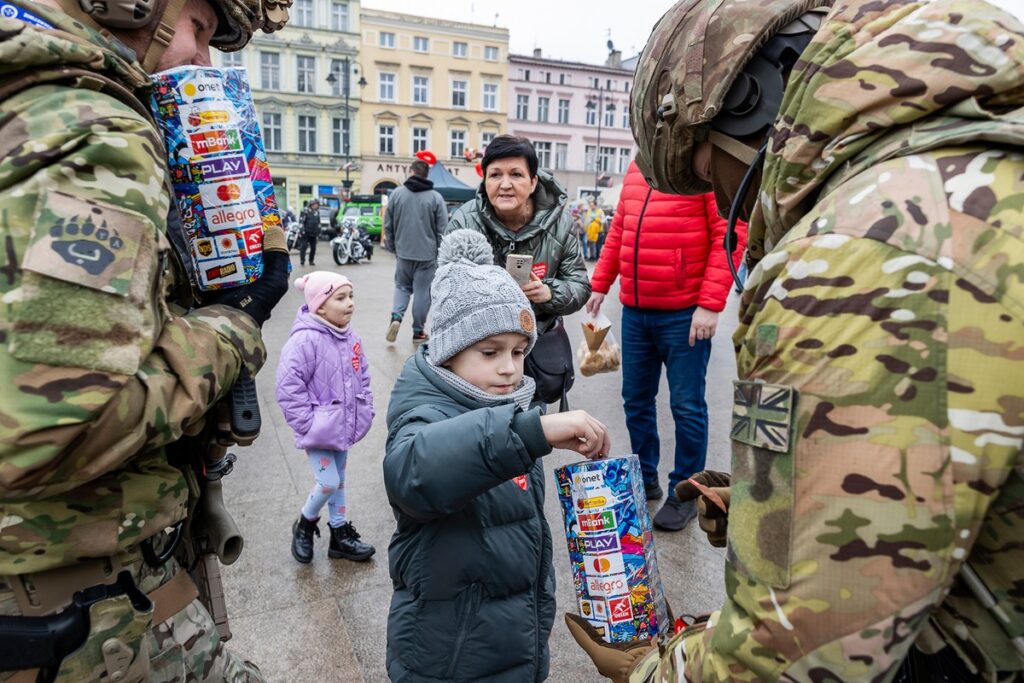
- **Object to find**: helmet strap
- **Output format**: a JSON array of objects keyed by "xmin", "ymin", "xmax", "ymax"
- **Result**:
[
  {"xmin": 55, "ymin": 0, "xmax": 116, "ymax": 40},
  {"xmin": 141, "ymin": 0, "xmax": 189, "ymax": 72},
  {"xmin": 708, "ymin": 129, "xmax": 760, "ymax": 166}
]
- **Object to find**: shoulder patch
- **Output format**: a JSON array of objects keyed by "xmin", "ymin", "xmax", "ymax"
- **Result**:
[{"xmin": 731, "ymin": 381, "xmax": 796, "ymax": 453}]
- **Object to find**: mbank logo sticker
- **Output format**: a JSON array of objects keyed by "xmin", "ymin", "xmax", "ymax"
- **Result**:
[
  {"xmin": 581, "ymin": 533, "xmax": 620, "ymax": 554},
  {"xmin": 189, "ymin": 129, "xmax": 242, "ymax": 155},
  {"xmin": 578, "ymin": 510, "xmax": 616, "ymax": 534}
]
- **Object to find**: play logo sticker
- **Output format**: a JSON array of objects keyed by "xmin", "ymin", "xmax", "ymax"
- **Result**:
[
  {"xmin": 581, "ymin": 533, "xmax": 620, "ymax": 554},
  {"xmin": 190, "ymin": 154, "xmax": 247, "ymax": 183}
]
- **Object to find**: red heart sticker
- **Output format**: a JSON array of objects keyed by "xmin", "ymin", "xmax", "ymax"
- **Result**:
[
  {"xmin": 531, "ymin": 262, "xmax": 547, "ymax": 279},
  {"xmin": 513, "ymin": 475, "xmax": 528, "ymax": 490}
]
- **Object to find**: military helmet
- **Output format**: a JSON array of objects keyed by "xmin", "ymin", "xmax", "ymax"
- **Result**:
[
  {"xmin": 630, "ymin": 0, "xmax": 830, "ymax": 196},
  {"xmin": 212, "ymin": 0, "xmax": 292, "ymax": 51}
]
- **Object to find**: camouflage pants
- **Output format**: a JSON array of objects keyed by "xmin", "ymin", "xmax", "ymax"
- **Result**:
[{"xmin": 0, "ymin": 558, "xmax": 262, "ymax": 683}]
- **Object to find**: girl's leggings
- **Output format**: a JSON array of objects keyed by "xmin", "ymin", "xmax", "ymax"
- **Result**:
[{"xmin": 301, "ymin": 449, "xmax": 348, "ymax": 527}]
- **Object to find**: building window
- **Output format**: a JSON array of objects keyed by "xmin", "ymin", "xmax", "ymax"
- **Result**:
[
  {"xmin": 414, "ymin": 36, "xmax": 429, "ymax": 52},
  {"xmin": 607, "ymin": 79, "xmax": 613, "ymax": 90},
  {"xmin": 604, "ymin": 105, "xmax": 616, "ymax": 128},
  {"xmin": 599, "ymin": 146, "xmax": 616, "ymax": 172},
  {"xmin": 618, "ymin": 147, "xmax": 632, "ymax": 174},
  {"xmin": 329, "ymin": 59, "xmax": 345, "ymax": 97},
  {"xmin": 516, "ymin": 94, "xmax": 529, "ymax": 121},
  {"xmin": 584, "ymin": 144, "xmax": 596, "ymax": 172},
  {"xmin": 625, "ymin": 82, "xmax": 630, "ymax": 92},
  {"xmin": 260, "ymin": 52, "xmax": 279, "ymax": 90},
  {"xmin": 623, "ymin": 109, "xmax": 630, "ymax": 128},
  {"xmin": 380, "ymin": 31, "xmax": 395, "ymax": 48},
  {"xmin": 221, "ymin": 51, "xmax": 242, "ymax": 68},
  {"xmin": 330, "ymin": 2, "xmax": 348, "ymax": 31},
  {"xmin": 482, "ymin": 131, "xmax": 496, "ymax": 148},
  {"xmin": 412, "ymin": 127, "xmax": 428, "ymax": 154},
  {"xmin": 379, "ymin": 72, "xmax": 396, "ymax": 102},
  {"xmin": 262, "ymin": 112, "xmax": 281, "ymax": 151},
  {"xmin": 484, "ymin": 45, "xmax": 498, "ymax": 61},
  {"xmin": 449, "ymin": 129, "xmax": 466, "ymax": 159},
  {"xmin": 453, "ymin": 41, "xmax": 467, "ymax": 57},
  {"xmin": 585, "ymin": 106, "xmax": 596, "ymax": 126},
  {"xmin": 545, "ymin": 72, "xmax": 552, "ymax": 84},
  {"xmin": 590, "ymin": 76, "xmax": 599, "ymax": 89},
  {"xmin": 413, "ymin": 75, "xmax": 429, "ymax": 105},
  {"xmin": 524, "ymin": 69, "xmax": 531, "ymax": 81},
  {"xmin": 535, "ymin": 141, "xmax": 551, "ymax": 169},
  {"xmin": 294, "ymin": 0, "xmax": 312, "ymax": 27},
  {"xmin": 298, "ymin": 114, "xmax": 317, "ymax": 153},
  {"xmin": 557, "ymin": 99, "xmax": 570, "ymax": 124},
  {"xmin": 555, "ymin": 142, "xmax": 568, "ymax": 170},
  {"xmin": 332, "ymin": 118, "xmax": 350, "ymax": 156},
  {"xmin": 483, "ymin": 83, "xmax": 497, "ymax": 111},
  {"xmin": 296, "ymin": 55, "xmax": 315, "ymax": 94},
  {"xmin": 560, "ymin": 73, "xmax": 570, "ymax": 85},
  {"xmin": 451, "ymin": 80, "xmax": 467, "ymax": 108},
  {"xmin": 537, "ymin": 96, "xmax": 550, "ymax": 123},
  {"xmin": 378, "ymin": 125, "xmax": 395, "ymax": 155}
]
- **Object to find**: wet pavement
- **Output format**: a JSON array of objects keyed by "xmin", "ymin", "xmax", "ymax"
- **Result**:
[{"xmin": 220, "ymin": 247, "xmax": 738, "ymax": 682}]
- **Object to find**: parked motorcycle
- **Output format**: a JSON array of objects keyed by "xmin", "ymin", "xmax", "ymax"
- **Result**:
[
  {"xmin": 331, "ymin": 218, "xmax": 374, "ymax": 265},
  {"xmin": 285, "ymin": 222, "xmax": 300, "ymax": 251}
]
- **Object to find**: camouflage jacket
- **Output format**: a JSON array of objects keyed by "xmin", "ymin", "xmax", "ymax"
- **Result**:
[
  {"xmin": 633, "ymin": 0, "xmax": 1024, "ymax": 680},
  {"xmin": 0, "ymin": 3, "xmax": 266, "ymax": 575}
]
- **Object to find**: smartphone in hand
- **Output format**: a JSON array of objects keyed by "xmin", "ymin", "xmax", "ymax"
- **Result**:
[{"xmin": 506, "ymin": 253, "xmax": 533, "ymax": 286}]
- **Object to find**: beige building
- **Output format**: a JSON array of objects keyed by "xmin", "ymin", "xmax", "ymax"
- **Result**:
[
  {"xmin": 215, "ymin": 0, "xmax": 364, "ymax": 215},
  {"xmin": 359, "ymin": 9, "xmax": 509, "ymax": 195}
]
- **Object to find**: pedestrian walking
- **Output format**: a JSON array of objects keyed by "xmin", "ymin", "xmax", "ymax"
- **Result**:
[
  {"xmin": 448, "ymin": 135, "xmax": 590, "ymax": 409},
  {"xmin": 384, "ymin": 159, "xmax": 448, "ymax": 344},
  {"xmin": 298, "ymin": 199, "xmax": 322, "ymax": 266},
  {"xmin": 584, "ymin": 198, "xmax": 604, "ymax": 260},
  {"xmin": 586, "ymin": 160, "xmax": 745, "ymax": 531},
  {"xmin": 276, "ymin": 271, "xmax": 376, "ymax": 565},
  {"xmin": 384, "ymin": 230, "xmax": 610, "ymax": 682}
]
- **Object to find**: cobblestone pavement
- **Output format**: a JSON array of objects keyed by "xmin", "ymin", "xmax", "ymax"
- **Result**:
[{"xmin": 221, "ymin": 248, "xmax": 738, "ymax": 682}]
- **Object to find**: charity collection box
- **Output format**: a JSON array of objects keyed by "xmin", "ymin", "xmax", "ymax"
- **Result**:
[
  {"xmin": 150, "ymin": 66, "xmax": 281, "ymax": 290},
  {"xmin": 554, "ymin": 455, "xmax": 670, "ymax": 643}
]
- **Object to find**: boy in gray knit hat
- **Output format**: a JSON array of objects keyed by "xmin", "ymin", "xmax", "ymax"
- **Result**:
[{"xmin": 382, "ymin": 229, "xmax": 612, "ymax": 682}]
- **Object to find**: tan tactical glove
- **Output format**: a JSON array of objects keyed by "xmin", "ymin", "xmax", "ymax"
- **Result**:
[
  {"xmin": 565, "ymin": 613, "xmax": 656, "ymax": 683},
  {"xmin": 675, "ymin": 470, "xmax": 731, "ymax": 548}
]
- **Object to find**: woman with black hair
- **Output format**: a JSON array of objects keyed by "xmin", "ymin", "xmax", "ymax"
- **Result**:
[{"xmin": 447, "ymin": 135, "xmax": 591, "ymax": 409}]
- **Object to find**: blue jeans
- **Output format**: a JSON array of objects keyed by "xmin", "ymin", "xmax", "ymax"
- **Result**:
[{"xmin": 620, "ymin": 306, "xmax": 711, "ymax": 494}]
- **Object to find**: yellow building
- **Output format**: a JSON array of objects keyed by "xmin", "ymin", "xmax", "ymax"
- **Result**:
[
  {"xmin": 215, "ymin": 0, "xmax": 364, "ymax": 215},
  {"xmin": 359, "ymin": 9, "xmax": 509, "ymax": 194}
]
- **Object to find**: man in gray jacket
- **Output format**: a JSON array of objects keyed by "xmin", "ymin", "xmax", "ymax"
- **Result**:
[{"xmin": 384, "ymin": 159, "xmax": 448, "ymax": 344}]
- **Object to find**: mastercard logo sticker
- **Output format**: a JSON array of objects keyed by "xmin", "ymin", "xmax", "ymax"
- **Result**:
[
  {"xmin": 592, "ymin": 557, "xmax": 612, "ymax": 573},
  {"xmin": 216, "ymin": 183, "xmax": 242, "ymax": 202}
]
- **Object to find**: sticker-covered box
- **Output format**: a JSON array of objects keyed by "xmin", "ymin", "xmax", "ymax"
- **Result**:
[
  {"xmin": 150, "ymin": 66, "xmax": 281, "ymax": 290},
  {"xmin": 554, "ymin": 455, "xmax": 669, "ymax": 642}
]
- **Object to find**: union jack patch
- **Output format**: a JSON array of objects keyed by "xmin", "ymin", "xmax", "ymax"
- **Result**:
[{"xmin": 731, "ymin": 381, "xmax": 795, "ymax": 453}]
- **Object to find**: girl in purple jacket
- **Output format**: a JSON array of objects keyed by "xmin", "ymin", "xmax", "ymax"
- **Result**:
[{"xmin": 276, "ymin": 271, "xmax": 376, "ymax": 564}]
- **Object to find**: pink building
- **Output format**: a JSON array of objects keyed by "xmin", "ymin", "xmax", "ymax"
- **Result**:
[{"xmin": 507, "ymin": 48, "xmax": 636, "ymax": 203}]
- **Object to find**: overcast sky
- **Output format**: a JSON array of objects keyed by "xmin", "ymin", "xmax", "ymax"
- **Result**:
[{"xmin": 361, "ymin": 0, "xmax": 674, "ymax": 64}]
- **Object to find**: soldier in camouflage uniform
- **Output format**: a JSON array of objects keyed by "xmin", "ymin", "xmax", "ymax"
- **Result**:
[
  {"xmin": 567, "ymin": 0, "xmax": 1024, "ymax": 680},
  {"xmin": 0, "ymin": 0, "xmax": 291, "ymax": 680}
]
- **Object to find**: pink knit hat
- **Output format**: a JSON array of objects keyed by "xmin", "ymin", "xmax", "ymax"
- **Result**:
[{"xmin": 295, "ymin": 271, "xmax": 352, "ymax": 313}]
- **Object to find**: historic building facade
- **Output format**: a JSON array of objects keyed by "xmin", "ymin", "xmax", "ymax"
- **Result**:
[
  {"xmin": 215, "ymin": 0, "xmax": 364, "ymax": 214},
  {"xmin": 358, "ymin": 9, "xmax": 509, "ymax": 195},
  {"xmin": 507, "ymin": 49, "xmax": 636, "ymax": 201}
]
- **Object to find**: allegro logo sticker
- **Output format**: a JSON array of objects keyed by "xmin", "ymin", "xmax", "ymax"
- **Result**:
[
  {"xmin": 208, "ymin": 201, "xmax": 261, "ymax": 231},
  {"xmin": 587, "ymin": 572, "xmax": 629, "ymax": 597},
  {"xmin": 578, "ymin": 510, "xmax": 616, "ymax": 534}
]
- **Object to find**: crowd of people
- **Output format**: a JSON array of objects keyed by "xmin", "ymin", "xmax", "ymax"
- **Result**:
[{"xmin": 3, "ymin": 0, "xmax": 1022, "ymax": 681}]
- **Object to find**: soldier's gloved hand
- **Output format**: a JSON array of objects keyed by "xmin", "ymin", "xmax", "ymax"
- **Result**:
[
  {"xmin": 675, "ymin": 470, "xmax": 731, "ymax": 548},
  {"xmin": 201, "ymin": 226, "xmax": 290, "ymax": 327},
  {"xmin": 565, "ymin": 613, "xmax": 655, "ymax": 683}
]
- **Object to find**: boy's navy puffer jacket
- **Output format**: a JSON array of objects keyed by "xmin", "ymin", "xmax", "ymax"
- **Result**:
[{"xmin": 384, "ymin": 347, "xmax": 555, "ymax": 682}]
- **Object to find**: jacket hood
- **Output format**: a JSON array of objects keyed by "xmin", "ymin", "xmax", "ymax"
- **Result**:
[
  {"xmin": 465, "ymin": 169, "xmax": 570, "ymax": 242},
  {"xmin": 290, "ymin": 306, "xmax": 352, "ymax": 341},
  {"xmin": 404, "ymin": 175, "xmax": 435, "ymax": 192},
  {"xmin": 748, "ymin": 0, "xmax": 1024, "ymax": 263},
  {"xmin": 0, "ymin": 2, "xmax": 151, "ymax": 98}
]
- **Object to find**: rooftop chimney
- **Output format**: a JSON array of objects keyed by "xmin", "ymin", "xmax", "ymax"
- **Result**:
[
  {"xmin": 605, "ymin": 49, "xmax": 622, "ymax": 69},
  {"xmin": 533, "ymin": 47, "xmax": 542, "ymax": 58}
]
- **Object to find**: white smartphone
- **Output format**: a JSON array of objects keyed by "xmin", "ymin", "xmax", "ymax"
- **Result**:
[{"xmin": 505, "ymin": 253, "xmax": 533, "ymax": 286}]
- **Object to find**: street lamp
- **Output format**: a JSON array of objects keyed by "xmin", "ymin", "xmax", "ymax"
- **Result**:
[
  {"xmin": 586, "ymin": 88, "xmax": 616, "ymax": 198},
  {"xmin": 326, "ymin": 58, "xmax": 368, "ymax": 195}
]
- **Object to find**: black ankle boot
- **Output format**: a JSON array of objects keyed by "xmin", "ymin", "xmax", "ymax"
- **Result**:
[
  {"xmin": 291, "ymin": 515, "xmax": 319, "ymax": 564},
  {"xmin": 328, "ymin": 522, "xmax": 375, "ymax": 561}
]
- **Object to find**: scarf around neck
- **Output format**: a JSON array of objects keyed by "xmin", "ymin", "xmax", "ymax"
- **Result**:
[{"xmin": 425, "ymin": 357, "xmax": 536, "ymax": 412}]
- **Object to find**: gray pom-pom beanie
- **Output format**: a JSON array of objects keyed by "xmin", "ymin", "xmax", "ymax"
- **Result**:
[{"xmin": 428, "ymin": 229, "xmax": 537, "ymax": 365}]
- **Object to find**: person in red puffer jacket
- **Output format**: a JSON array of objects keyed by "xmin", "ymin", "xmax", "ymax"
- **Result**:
[{"xmin": 586, "ymin": 160, "xmax": 746, "ymax": 531}]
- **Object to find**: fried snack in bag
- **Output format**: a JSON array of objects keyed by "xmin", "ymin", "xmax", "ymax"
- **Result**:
[{"xmin": 578, "ymin": 313, "xmax": 621, "ymax": 377}]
